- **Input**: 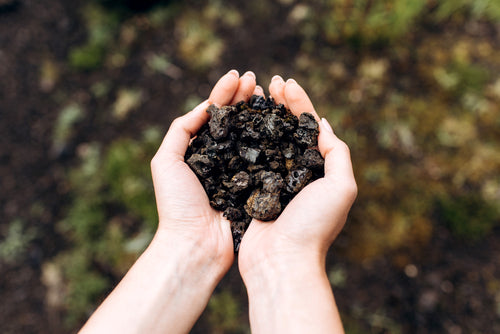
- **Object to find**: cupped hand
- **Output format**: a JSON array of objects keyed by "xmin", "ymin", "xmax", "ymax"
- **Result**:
[
  {"xmin": 239, "ymin": 76, "xmax": 358, "ymax": 276},
  {"xmin": 151, "ymin": 70, "xmax": 257, "ymax": 272}
]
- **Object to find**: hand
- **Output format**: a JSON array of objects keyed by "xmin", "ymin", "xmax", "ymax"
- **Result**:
[
  {"xmin": 151, "ymin": 69, "xmax": 258, "ymax": 272},
  {"xmin": 239, "ymin": 75, "xmax": 357, "ymax": 272},
  {"xmin": 238, "ymin": 76, "xmax": 357, "ymax": 333},
  {"xmin": 80, "ymin": 70, "xmax": 259, "ymax": 334}
]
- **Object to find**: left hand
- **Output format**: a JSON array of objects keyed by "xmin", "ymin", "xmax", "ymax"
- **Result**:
[
  {"xmin": 150, "ymin": 69, "xmax": 258, "ymax": 273},
  {"xmin": 80, "ymin": 70, "xmax": 259, "ymax": 334}
]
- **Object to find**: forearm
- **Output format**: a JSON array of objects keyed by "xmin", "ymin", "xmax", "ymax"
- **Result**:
[
  {"xmin": 243, "ymin": 255, "xmax": 344, "ymax": 334},
  {"xmin": 80, "ymin": 229, "xmax": 225, "ymax": 334}
]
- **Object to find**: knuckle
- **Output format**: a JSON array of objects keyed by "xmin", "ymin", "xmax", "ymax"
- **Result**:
[
  {"xmin": 287, "ymin": 93, "xmax": 302, "ymax": 105},
  {"xmin": 337, "ymin": 141, "xmax": 351, "ymax": 155},
  {"xmin": 332, "ymin": 176, "xmax": 357, "ymax": 202},
  {"xmin": 170, "ymin": 116, "xmax": 184, "ymax": 129},
  {"xmin": 150, "ymin": 154, "xmax": 160, "ymax": 171},
  {"xmin": 345, "ymin": 179, "xmax": 358, "ymax": 201}
]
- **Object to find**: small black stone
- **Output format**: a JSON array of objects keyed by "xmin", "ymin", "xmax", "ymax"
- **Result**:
[
  {"xmin": 185, "ymin": 95, "xmax": 325, "ymax": 252},
  {"xmin": 225, "ymin": 171, "xmax": 251, "ymax": 193},
  {"xmin": 186, "ymin": 154, "xmax": 215, "ymax": 178},
  {"xmin": 301, "ymin": 149, "xmax": 325, "ymax": 170},
  {"xmin": 208, "ymin": 105, "xmax": 234, "ymax": 140},
  {"xmin": 245, "ymin": 189, "xmax": 282, "ymax": 221},
  {"xmin": 285, "ymin": 167, "xmax": 313, "ymax": 194}
]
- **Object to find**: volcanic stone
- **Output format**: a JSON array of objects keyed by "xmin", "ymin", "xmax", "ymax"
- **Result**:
[{"xmin": 185, "ymin": 95, "xmax": 324, "ymax": 251}]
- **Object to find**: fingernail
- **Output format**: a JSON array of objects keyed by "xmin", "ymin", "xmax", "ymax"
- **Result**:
[
  {"xmin": 244, "ymin": 71, "xmax": 256, "ymax": 79},
  {"xmin": 272, "ymin": 75, "xmax": 283, "ymax": 82},
  {"xmin": 321, "ymin": 117, "xmax": 334, "ymax": 134},
  {"xmin": 208, "ymin": 101, "xmax": 221, "ymax": 108},
  {"xmin": 286, "ymin": 78, "xmax": 297, "ymax": 84},
  {"xmin": 193, "ymin": 99, "xmax": 211, "ymax": 112},
  {"xmin": 228, "ymin": 69, "xmax": 239, "ymax": 77}
]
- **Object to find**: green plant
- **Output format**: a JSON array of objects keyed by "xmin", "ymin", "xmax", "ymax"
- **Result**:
[
  {"xmin": 344, "ymin": 306, "xmax": 402, "ymax": 334},
  {"xmin": 68, "ymin": 3, "xmax": 120, "ymax": 70},
  {"xmin": 111, "ymin": 88, "xmax": 143, "ymax": 120},
  {"xmin": 53, "ymin": 127, "xmax": 162, "ymax": 326},
  {"xmin": 300, "ymin": 0, "xmax": 500, "ymax": 51},
  {"xmin": 0, "ymin": 220, "xmax": 37, "ymax": 264},
  {"xmin": 435, "ymin": 0, "xmax": 500, "ymax": 22},
  {"xmin": 104, "ymin": 127, "xmax": 160, "ymax": 229},
  {"xmin": 433, "ymin": 61, "xmax": 491, "ymax": 98},
  {"xmin": 207, "ymin": 290, "xmax": 249, "ymax": 333},
  {"xmin": 176, "ymin": 9, "xmax": 225, "ymax": 70},
  {"xmin": 174, "ymin": 1, "xmax": 243, "ymax": 71},
  {"xmin": 437, "ymin": 194, "xmax": 500, "ymax": 241},
  {"xmin": 69, "ymin": 44, "xmax": 107, "ymax": 71},
  {"xmin": 52, "ymin": 103, "xmax": 85, "ymax": 153},
  {"xmin": 57, "ymin": 250, "xmax": 110, "ymax": 327},
  {"xmin": 300, "ymin": 0, "xmax": 427, "ymax": 48}
]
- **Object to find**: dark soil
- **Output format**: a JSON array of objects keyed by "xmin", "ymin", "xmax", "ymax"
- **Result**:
[{"xmin": 1, "ymin": 1, "xmax": 499, "ymax": 333}]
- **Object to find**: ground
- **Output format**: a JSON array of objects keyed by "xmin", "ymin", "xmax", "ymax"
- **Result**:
[{"xmin": 1, "ymin": 0, "xmax": 500, "ymax": 333}]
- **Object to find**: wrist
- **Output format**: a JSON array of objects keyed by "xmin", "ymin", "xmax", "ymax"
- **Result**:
[
  {"xmin": 239, "ymin": 250, "xmax": 343, "ymax": 333},
  {"xmin": 81, "ymin": 223, "xmax": 231, "ymax": 334},
  {"xmin": 150, "ymin": 226, "xmax": 231, "ymax": 288},
  {"xmin": 239, "ymin": 237, "xmax": 325, "ymax": 281},
  {"xmin": 240, "ymin": 248, "xmax": 325, "ymax": 294},
  {"xmin": 241, "ymin": 254, "xmax": 339, "ymax": 333}
]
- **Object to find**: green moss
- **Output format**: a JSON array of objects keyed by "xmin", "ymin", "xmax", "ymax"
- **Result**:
[
  {"xmin": 303, "ymin": 0, "xmax": 427, "ymax": 48},
  {"xmin": 176, "ymin": 8, "xmax": 226, "ymax": 70},
  {"xmin": 343, "ymin": 306, "xmax": 403, "ymax": 334},
  {"xmin": 52, "ymin": 103, "xmax": 85, "ymax": 152},
  {"xmin": 68, "ymin": 4, "xmax": 120, "ymax": 71},
  {"xmin": 0, "ymin": 220, "xmax": 37, "ymax": 264},
  {"xmin": 435, "ymin": 0, "xmax": 500, "ymax": 22},
  {"xmin": 301, "ymin": 0, "xmax": 499, "ymax": 50},
  {"xmin": 104, "ymin": 128, "xmax": 161, "ymax": 229},
  {"xmin": 59, "ymin": 250, "xmax": 109, "ymax": 326},
  {"xmin": 434, "ymin": 62, "xmax": 491, "ymax": 98},
  {"xmin": 437, "ymin": 194, "xmax": 500, "ymax": 241},
  {"xmin": 63, "ymin": 197, "xmax": 107, "ymax": 243},
  {"xmin": 69, "ymin": 44, "xmax": 106, "ymax": 71},
  {"xmin": 148, "ymin": 3, "xmax": 181, "ymax": 27},
  {"xmin": 54, "ymin": 128, "xmax": 162, "ymax": 326},
  {"xmin": 207, "ymin": 290, "xmax": 248, "ymax": 333}
]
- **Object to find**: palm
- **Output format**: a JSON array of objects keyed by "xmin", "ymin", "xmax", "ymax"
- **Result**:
[
  {"xmin": 239, "ymin": 176, "xmax": 354, "ymax": 269},
  {"xmin": 239, "ymin": 76, "xmax": 357, "ymax": 274},
  {"xmin": 155, "ymin": 158, "xmax": 234, "ymax": 261},
  {"xmin": 151, "ymin": 70, "xmax": 258, "ymax": 268},
  {"xmin": 156, "ymin": 159, "xmax": 219, "ymax": 226},
  {"xmin": 238, "ymin": 180, "xmax": 325, "ymax": 273}
]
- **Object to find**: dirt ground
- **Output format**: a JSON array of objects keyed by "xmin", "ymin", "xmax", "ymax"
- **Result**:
[{"xmin": 1, "ymin": 0, "xmax": 499, "ymax": 333}]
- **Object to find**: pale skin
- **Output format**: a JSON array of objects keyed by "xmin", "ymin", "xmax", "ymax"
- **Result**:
[{"xmin": 79, "ymin": 70, "xmax": 357, "ymax": 334}]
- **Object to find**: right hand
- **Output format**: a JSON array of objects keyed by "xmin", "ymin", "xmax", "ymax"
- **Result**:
[{"xmin": 238, "ymin": 75, "xmax": 358, "ymax": 277}]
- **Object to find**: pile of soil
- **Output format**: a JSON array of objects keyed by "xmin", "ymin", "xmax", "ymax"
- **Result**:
[{"xmin": 185, "ymin": 97, "xmax": 324, "ymax": 250}]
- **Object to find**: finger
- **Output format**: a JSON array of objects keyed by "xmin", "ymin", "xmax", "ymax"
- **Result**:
[
  {"xmin": 284, "ymin": 78, "xmax": 320, "ymax": 121},
  {"xmin": 230, "ymin": 71, "xmax": 257, "ymax": 104},
  {"xmin": 253, "ymin": 85, "xmax": 265, "ymax": 97},
  {"xmin": 318, "ymin": 118, "xmax": 356, "ymax": 190},
  {"xmin": 209, "ymin": 69, "xmax": 240, "ymax": 106},
  {"xmin": 156, "ymin": 100, "xmax": 211, "ymax": 160},
  {"xmin": 269, "ymin": 75, "xmax": 287, "ymax": 107}
]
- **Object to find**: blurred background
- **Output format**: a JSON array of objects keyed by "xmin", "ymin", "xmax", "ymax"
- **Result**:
[{"xmin": 1, "ymin": 0, "xmax": 500, "ymax": 333}]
